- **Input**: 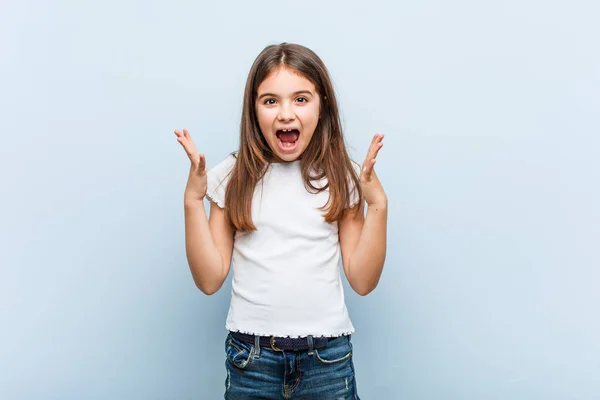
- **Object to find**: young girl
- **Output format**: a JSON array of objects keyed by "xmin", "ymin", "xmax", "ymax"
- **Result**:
[{"xmin": 174, "ymin": 43, "xmax": 387, "ymax": 400}]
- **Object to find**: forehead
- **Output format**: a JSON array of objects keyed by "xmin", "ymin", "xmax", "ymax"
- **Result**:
[{"xmin": 257, "ymin": 67, "xmax": 316, "ymax": 94}]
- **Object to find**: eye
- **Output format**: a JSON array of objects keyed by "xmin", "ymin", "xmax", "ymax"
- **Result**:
[
  {"xmin": 296, "ymin": 97, "xmax": 308, "ymax": 103},
  {"xmin": 263, "ymin": 98, "xmax": 276, "ymax": 105}
]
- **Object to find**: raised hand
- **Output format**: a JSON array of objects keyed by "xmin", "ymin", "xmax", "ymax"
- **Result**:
[
  {"xmin": 174, "ymin": 128, "xmax": 208, "ymax": 202},
  {"xmin": 360, "ymin": 133, "xmax": 387, "ymax": 207}
]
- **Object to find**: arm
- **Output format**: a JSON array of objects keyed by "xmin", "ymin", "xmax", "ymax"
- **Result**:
[
  {"xmin": 174, "ymin": 128, "xmax": 234, "ymax": 296},
  {"xmin": 184, "ymin": 199, "xmax": 234, "ymax": 295},
  {"xmin": 339, "ymin": 133, "xmax": 388, "ymax": 296},
  {"xmin": 339, "ymin": 199, "xmax": 388, "ymax": 296}
]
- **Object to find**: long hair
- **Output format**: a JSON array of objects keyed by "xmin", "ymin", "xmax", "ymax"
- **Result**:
[{"xmin": 225, "ymin": 43, "xmax": 362, "ymax": 232}]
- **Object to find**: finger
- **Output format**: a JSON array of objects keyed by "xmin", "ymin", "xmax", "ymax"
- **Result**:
[
  {"xmin": 364, "ymin": 135, "xmax": 384, "ymax": 179},
  {"xmin": 183, "ymin": 128, "xmax": 198, "ymax": 150},
  {"xmin": 367, "ymin": 134, "xmax": 384, "ymax": 160},
  {"xmin": 372, "ymin": 140, "xmax": 384, "ymax": 160},
  {"xmin": 175, "ymin": 135, "xmax": 192, "ymax": 154},
  {"xmin": 364, "ymin": 134, "xmax": 382, "ymax": 164},
  {"xmin": 178, "ymin": 142, "xmax": 200, "ymax": 167},
  {"xmin": 175, "ymin": 130, "xmax": 199, "ymax": 159},
  {"xmin": 362, "ymin": 158, "xmax": 376, "ymax": 180},
  {"xmin": 365, "ymin": 135, "xmax": 378, "ymax": 160},
  {"xmin": 362, "ymin": 134, "xmax": 383, "ymax": 171},
  {"xmin": 175, "ymin": 130, "xmax": 191, "ymax": 150},
  {"xmin": 175, "ymin": 128, "xmax": 192, "ymax": 143},
  {"xmin": 198, "ymin": 154, "xmax": 206, "ymax": 172}
]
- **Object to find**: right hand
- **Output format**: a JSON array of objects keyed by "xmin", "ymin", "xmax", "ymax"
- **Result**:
[{"xmin": 174, "ymin": 128, "xmax": 207, "ymax": 202}]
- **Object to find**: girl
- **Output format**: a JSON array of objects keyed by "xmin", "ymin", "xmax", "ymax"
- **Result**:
[{"xmin": 174, "ymin": 43, "xmax": 387, "ymax": 400}]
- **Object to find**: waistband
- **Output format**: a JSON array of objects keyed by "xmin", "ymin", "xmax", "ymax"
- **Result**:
[{"xmin": 230, "ymin": 331, "xmax": 344, "ymax": 352}]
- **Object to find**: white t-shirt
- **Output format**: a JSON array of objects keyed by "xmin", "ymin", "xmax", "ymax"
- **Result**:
[{"xmin": 206, "ymin": 153, "xmax": 358, "ymax": 338}]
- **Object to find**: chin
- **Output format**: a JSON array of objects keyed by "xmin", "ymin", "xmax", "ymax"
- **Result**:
[
  {"xmin": 272, "ymin": 150, "xmax": 302, "ymax": 163},
  {"xmin": 269, "ymin": 139, "xmax": 305, "ymax": 162}
]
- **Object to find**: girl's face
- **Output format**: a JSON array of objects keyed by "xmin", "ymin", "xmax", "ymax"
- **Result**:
[{"xmin": 255, "ymin": 67, "xmax": 321, "ymax": 162}]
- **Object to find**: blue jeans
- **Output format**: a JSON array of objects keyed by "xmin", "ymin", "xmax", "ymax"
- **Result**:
[{"xmin": 224, "ymin": 332, "xmax": 360, "ymax": 399}]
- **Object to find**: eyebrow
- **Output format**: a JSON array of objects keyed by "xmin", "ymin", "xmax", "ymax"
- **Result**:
[{"xmin": 257, "ymin": 90, "xmax": 314, "ymax": 100}]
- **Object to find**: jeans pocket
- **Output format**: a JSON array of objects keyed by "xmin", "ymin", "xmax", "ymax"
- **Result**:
[
  {"xmin": 225, "ymin": 335, "xmax": 254, "ymax": 370},
  {"xmin": 313, "ymin": 336, "xmax": 353, "ymax": 365}
]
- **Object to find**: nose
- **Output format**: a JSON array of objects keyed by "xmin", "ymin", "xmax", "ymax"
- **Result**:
[{"xmin": 277, "ymin": 101, "xmax": 295, "ymax": 122}]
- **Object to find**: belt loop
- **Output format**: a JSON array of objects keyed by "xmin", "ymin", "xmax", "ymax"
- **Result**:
[
  {"xmin": 307, "ymin": 335, "xmax": 314, "ymax": 355},
  {"xmin": 253, "ymin": 335, "xmax": 261, "ymax": 358}
]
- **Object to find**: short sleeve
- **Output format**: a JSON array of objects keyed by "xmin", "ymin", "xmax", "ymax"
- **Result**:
[
  {"xmin": 348, "ymin": 160, "xmax": 362, "ymax": 208},
  {"xmin": 206, "ymin": 153, "xmax": 237, "ymax": 208}
]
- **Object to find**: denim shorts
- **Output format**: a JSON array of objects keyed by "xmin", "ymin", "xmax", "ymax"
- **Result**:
[{"xmin": 224, "ymin": 332, "xmax": 360, "ymax": 399}]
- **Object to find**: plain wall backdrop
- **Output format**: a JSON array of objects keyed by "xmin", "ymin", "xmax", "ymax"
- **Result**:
[{"xmin": 1, "ymin": 0, "xmax": 599, "ymax": 399}]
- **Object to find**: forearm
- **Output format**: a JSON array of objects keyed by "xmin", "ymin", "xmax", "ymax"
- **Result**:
[
  {"xmin": 348, "ymin": 203, "xmax": 388, "ymax": 295},
  {"xmin": 183, "ymin": 198, "xmax": 225, "ymax": 294}
]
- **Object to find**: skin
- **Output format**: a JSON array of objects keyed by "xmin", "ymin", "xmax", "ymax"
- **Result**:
[
  {"xmin": 338, "ymin": 133, "xmax": 388, "ymax": 296},
  {"xmin": 255, "ymin": 66, "xmax": 321, "ymax": 162},
  {"xmin": 173, "ymin": 67, "xmax": 387, "ymax": 296}
]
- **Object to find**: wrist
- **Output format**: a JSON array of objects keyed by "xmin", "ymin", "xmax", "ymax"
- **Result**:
[
  {"xmin": 367, "ymin": 199, "xmax": 388, "ymax": 211},
  {"xmin": 184, "ymin": 195, "xmax": 205, "ymax": 207}
]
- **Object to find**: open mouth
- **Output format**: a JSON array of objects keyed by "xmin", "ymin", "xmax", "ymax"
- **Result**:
[{"xmin": 275, "ymin": 129, "xmax": 300, "ymax": 151}]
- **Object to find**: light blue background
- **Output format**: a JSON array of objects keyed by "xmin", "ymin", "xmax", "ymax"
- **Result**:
[{"xmin": 1, "ymin": 0, "xmax": 599, "ymax": 399}]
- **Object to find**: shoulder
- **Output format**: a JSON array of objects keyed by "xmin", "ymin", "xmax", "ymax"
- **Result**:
[
  {"xmin": 206, "ymin": 152, "xmax": 238, "ymax": 208},
  {"xmin": 209, "ymin": 152, "xmax": 238, "ymax": 174}
]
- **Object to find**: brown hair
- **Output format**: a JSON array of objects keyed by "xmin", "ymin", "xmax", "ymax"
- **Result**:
[{"xmin": 225, "ymin": 43, "xmax": 362, "ymax": 232}]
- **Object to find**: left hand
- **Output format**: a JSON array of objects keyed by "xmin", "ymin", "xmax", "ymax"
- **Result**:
[{"xmin": 360, "ymin": 133, "xmax": 387, "ymax": 207}]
